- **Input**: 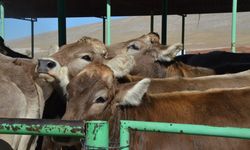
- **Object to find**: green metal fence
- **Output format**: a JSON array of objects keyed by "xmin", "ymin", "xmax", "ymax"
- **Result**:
[{"xmin": 0, "ymin": 118, "xmax": 250, "ymax": 149}]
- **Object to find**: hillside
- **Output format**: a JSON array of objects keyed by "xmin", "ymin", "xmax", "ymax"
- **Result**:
[{"xmin": 5, "ymin": 12, "xmax": 250, "ymax": 57}]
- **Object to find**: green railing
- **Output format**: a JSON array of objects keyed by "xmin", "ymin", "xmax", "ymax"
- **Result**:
[
  {"xmin": 0, "ymin": 119, "xmax": 250, "ymax": 149},
  {"xmin": 120, "ymin": 120, "xmax": 250, "ymax": 150},
  {"xmin": 0, "ymin": 118, "xmax": 108, "ymax": 149}
]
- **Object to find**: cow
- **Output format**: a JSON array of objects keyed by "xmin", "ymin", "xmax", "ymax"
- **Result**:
[
  {"xmin": 167, "ymin": 51, "xmax": 250, "ymax": 74},
  {"xmin": 0, "ymin": 57, "xmax": 45, "ymax": 150},
  {"xmin": 124, "ymin": 69, "xmax": 250, "ymax": 93},
  {"xmin": 56, "ymin": 62, "xmax": 250, "ymax": 150},
  {"xmin": 0, "ymin": 36, "xmax": 30, "ymax": 58},
  {"xmin": 0, "ymin": 36, "xmax": 111, "ymax": 150}
]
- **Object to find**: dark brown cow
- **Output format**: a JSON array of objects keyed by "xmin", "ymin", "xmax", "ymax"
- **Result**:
[
  {"xmin": 58, "ymin": 62, "xmax": 250, "ymax": 149},
  {"xmin": 124, "ymin": 69, "xmax": 250, "ymax": 93}
]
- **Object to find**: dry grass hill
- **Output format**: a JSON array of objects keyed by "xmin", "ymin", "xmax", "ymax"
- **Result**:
[{"xmin": 5, "ymin": 12, "xmax": 250, "ymax": 57}]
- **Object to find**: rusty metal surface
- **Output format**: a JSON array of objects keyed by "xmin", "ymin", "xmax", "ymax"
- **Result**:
[{"xmin": 0, "ymin": 118, "xmax": 85, "ymax": 137}]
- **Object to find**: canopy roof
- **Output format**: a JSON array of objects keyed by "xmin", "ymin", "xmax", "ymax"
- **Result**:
[{"xmin": 2, "ymin": 0, "xmax": 250, "ymax": 18}]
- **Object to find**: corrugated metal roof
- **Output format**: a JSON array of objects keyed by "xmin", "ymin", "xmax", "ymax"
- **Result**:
[{"xmin": 2, "ymin": 0, "xmax": 250, "ymax": 18}]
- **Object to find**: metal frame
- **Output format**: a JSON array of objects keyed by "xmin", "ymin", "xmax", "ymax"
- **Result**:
[{"xmin": 0, "ymin": 119, "xmax": 250, "ymax": 149}]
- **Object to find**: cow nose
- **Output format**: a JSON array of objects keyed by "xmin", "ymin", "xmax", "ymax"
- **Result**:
[
  {"xmin": 37, "ymin": 59, "xmax": 57, "ymax": 73},
  {"xmin": 47, "ymin": 61, "xmax": 56, "ymax": 69}
]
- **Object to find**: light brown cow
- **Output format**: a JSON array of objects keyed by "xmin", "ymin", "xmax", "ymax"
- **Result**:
[
  {"xmin": 0, "ymin": 57, "xmax": 45, "ymax": 150},
  {"xmin": 59, "ymin": 62, "xmax": 250, "ymax": 149},
  {"xmin": 124, "ymin": 69, "xmax": 250, "ymax": 93}
]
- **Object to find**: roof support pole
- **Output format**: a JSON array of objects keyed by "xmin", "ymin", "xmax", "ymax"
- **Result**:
[
  {"xmin": 181, "ymin": 14, "xmax": 186, "ymax": 55},
  {"xmin": 0, "ymin": 3, "xmax": 4, "ymax": 38},
  {"xmin": 231, "ymin": 0, "xmax": 237, "ymax": 53},
  {"xmin": 57, "ymin": 0, "xmax": 66, "ymax": 47},
  {"xmin": 150, "ymin": 14, "xmax": 154, "ymax": 32},
  {"xmin": 31, "ymin": 19, "xmax": 35, "ymax": 58},
  {"xmin": 103, "ymin": 17, "xmax": 106, "ymax": 44},
  {"xmin": 161, "ymin": 0, "xmax": 167, "ymax": 45},
  {"xmin": 106, "ymin": 0, "xmax": 111, "ymax": 46}
]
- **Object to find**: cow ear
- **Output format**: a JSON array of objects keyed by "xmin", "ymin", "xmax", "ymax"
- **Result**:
[
  {"xmin": 158, "ymin": 43, "xmax": 183, "ymax": 61},
  {"xmin": 116, "ymin": 78, "xmax": 151, "ymax": 106},
  {"xmin": 105, "ymin": 54, "xmax": 135, "ymax": 78}
]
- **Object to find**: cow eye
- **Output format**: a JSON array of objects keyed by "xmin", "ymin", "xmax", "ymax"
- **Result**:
[
  {"xmin": 128, "ymin": 44, "xmax": 139, "ymax": 51},
  {"xmin": 95, "ymin": 97, "xmax": 106, "ymax": 103},
  {"xmin": 81, "ymin": 55, "xmax": 92, "ymax": 61}
]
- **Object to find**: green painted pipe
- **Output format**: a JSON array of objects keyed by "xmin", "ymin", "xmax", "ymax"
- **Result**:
[
  {"xmin": 231, "ymin": 0, "xmax": 237, "ymax": 53},
  {"xmin": 120, "ymin": 120, "xmax": 250, "ymax": 150},
  {"xmin": 106, "ymin": 0, "xmax": 111, "ymax": 46},
  {"xmin": 0, "ymin": 4, "xmax": 4, "ymax": 38},
  {"xmin": 0, "ymin": 118, "xmax": 84, "ymax": 137},
  {"xmin": 85, "ymin": 121, "xmax": 109, "ymax": 150}
]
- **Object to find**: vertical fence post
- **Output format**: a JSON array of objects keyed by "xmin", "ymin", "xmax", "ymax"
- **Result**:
[
  {"xmin": 161, "ymin": 0, "xmax": 167, "ymax": 45},
  {"xmin": 120, "ymin": 121, "xmax": 130, "ymax": 150},
  {"xmin": 181, "ymin": 14, "xmax": 186, "ymax": 55},
  {"xmin": 106, "ymin": 0, "xmax": 111, "ymax": 46},
  {"xmin": 231, "ymin": 0, "xmax": 237, "ymax": 53},
  {"xmin": 57, "ymin": 0, "xmax": 66, "ymax": 47},
  {"xmin": 85, "ymin": 121, "xmax": 109, "ymax": 149},
  {"xmin": 0, "ymin": 3, "xmax": 4, "ymax": 38}
]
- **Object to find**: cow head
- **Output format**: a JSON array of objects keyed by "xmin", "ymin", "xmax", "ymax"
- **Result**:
[
  {"xmin": 107, "ymin": 32, "xmax": 160, "ymax": 58},
  {"xmin": 37, "ymin": 36, "xmax": 107, "ymax": 83},
  {"xmin": 53, "ymin": 62, "xmax": 150, "ymax": 145}
]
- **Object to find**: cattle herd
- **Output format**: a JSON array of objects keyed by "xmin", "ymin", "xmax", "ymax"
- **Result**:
[{"xmin": 1, "ymin": 32, "xmax": 250, "ymax": 149}]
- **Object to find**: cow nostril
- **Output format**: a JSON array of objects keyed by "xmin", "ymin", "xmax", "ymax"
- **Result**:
[{"xmin": 47, "ymin": 61, "xmax": 56, "ymax": 69}]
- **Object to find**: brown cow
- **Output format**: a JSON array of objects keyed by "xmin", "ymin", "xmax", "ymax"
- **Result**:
[
  {"xmin": 58, "ymin": 62, "xmax": 250, "ymax": 149},
  {"xmin": 124, "ymin": 69, "xmax": 250, "ymax": 93}
]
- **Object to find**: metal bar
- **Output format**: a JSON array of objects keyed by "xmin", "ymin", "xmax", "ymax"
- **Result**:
[
  {"xmin": 103, "ymin": 17, "xmax": 106, "ymax": 44},
  {"xmin": 120, "ymin": 121, "xmax": 130, "ymax": 150},
  {"xmin": 150, "ymin": 14, "xmax": 154, "ymax": 33},
  {"xmin": 57, "ymin": 0, "xmax": 66, "ymax": 47},
  {"xmin": 0, "ymin": 3, "xmax": 4, "ymax": 38},
  {"xmin": 85, "ymin": 121, "xmax": 109, "ymax": 150},
  {"xmin": 231, "ymin": 0, "xmax": 237, "ymax": 53},
  {"xmin": 120, "ymin": 120, "xmax": 250, "ymax": 149},
  {"xmin": 161, "ymin": 0, "xmax": 167, "ymax": 45},
  {"xmin": 106, "ymin": 0, "xmax": 111, "ymax": 46},
  {"xmin": 0, "ymin": 118, "xmax": 84, "ymax": 137},
  {"xmin": 31, "ymin": 19, "xmax": 34, "ymax": 58},
  {"xmin": 181, "ymin": 14, "xmax": 186, "ymax": 55}
]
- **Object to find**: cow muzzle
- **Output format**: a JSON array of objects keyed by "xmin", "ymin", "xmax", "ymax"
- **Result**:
[{"xmin": 37, "ymin": 59, "xmax": 58, "ymax": 74}]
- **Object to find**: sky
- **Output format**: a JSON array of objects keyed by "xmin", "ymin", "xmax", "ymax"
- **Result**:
[{"xmin": 4, "ymin": 17, "xmax": 122, "ymax": 41}]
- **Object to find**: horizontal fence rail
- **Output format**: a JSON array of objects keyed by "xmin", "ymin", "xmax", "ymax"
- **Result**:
[
  {"xmin": 120, "ymin": 120, "xmax": 250, "ymax": 150},
  {"xmin": 0, "ymin": 118, "xmax": 85, "ymax": 137}
]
